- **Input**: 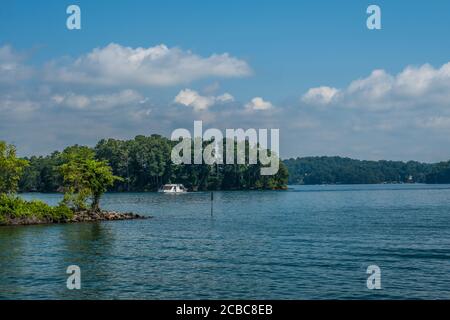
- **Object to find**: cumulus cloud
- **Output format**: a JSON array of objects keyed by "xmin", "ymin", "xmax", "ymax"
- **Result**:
[
  {"xmin": 4, "ymin": 42, "xmax": 450, "ymax": 162},
  {"xmin": 44, "ymin": 43, "xmax": 252, "ymax": 87},
  {"xmin": 51, "ymin": 89, "xmax": 143, "ymax": 110},
  {"xmin": 245, "ymin": 97, "xmax": 274, "ymax": 110},
  {"xmin": 174, "ymin": 89, "xmax": 234, "ymax": 111},
  {"xmin": 302, "ymin": 86, "xmax": 339, "ymax": 105},
  {"xmin": 302, "ymin": 62, "xmax": 450, "ymax": 110}
]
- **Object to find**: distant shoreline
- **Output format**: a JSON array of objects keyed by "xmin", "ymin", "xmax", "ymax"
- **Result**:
[
  {"xmin": 284, "ymin": 156, "xmax": 450, "ymax": 185},
  {"xmin": 16, "ymin": 182, "xmax": 450, "ymax": 195}
]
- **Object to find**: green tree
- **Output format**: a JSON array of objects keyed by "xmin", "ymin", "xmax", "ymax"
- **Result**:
[
  {"xmin": 0, "ymin": 141, "xmax": 29, "ymax": 194},
  {"xmin": 95, "ymin": 138, "xmax": 131, "ymax": 191},
  {"xmin": 59, "ymin": 145, "xmax": 121, "ymax": 212},
  {"xmin": 19, "ymin": 152, "xmax": 63, "ymax": 192}
]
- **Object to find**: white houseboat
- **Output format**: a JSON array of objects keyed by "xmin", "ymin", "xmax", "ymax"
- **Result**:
[{"xmin": 158, "ymin": 184, "xmax": 188, "ymax": 193}]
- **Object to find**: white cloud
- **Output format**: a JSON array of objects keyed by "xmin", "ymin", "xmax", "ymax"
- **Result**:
[
  {"xmin": 129, "ymin": 108, "xmax": 152, "ymax": 121},
  {"xmin": 174, "ymin": 89, "xmax": 234, "ymax": 111},
  {"xmin": 302, "ymin": 62, "xmax": 450, "ymax": 110},
  {"xmin": 245, "ymin": 97, "xmax": 273, "ymax": 110},
  {"xmin": 174, "ymin": 89, "xmax": 214, "ymax": 111},
  {"xmin": 0, "ymin": 95, "xmax": 40, "ymax": 117},
  {"xmin": 216, "ymin": 93, "xmax": 235, "ymax": 103},
  {"xmin": 0, "ymin": 45, "xmax": 32, "ymax": 83},
  {"xmin": 302, "ymin": 86, "xmax": 339, "ymax": 105},
  {"xmin": 45, "ymin": 43, "xmax": 252, "ymax": 87},
  {"xmin": 4, "ymin": 42, "xmax": 450, "ymax": 162},
  {"xmin": 52, "ymin": 89, "xmax": 143, "ymax": 110}
]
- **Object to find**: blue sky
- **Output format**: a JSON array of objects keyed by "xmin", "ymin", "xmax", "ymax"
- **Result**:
[{"xmin": 1, "ymin": 0, "xmax": 450, "ymax": 161}]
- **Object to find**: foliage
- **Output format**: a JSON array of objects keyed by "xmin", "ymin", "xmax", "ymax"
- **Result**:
[
  {"xmin": 284, "ymin": 156, "xmax": 437, "ymax": 185},
  {"xmin": 425, "ymin": 161, "xmax": 450, "ymax": 183},
  {"xmin": 20, "ymin": 135, "xmax": 288, "ymax": 192},
  {"xmin": 89, "ymin": 135, "xmax": 287, "ymax": 191},
  {"xmin": 18, "ymin": 136, "xmax": 450, "ymax": 189},
  {"xmin": 59, "ymin": 145, "xmax": 122, "ymax": 211},
  {"xmin": 19, "ymin": 152, "xmax": 62, "ymax": 192},
  {"xmin": 0, "ymin": 194, "xmax": 73, "ymax": 224},
  {"xmin": 0, "ymin": 141, "xmax": 29, "ymax": 194}
]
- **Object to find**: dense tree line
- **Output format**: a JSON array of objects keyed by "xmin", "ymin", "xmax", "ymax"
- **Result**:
[
  {"xmin": 19, "ymin": 135, "xmax": 289, "ymax": 192},
  {"xmin": 425, "ymin": 161, "xmax": 450, "ymax": 184},
  {"xmin": 283, "ymin": 156, "xmax": 450, "ymax": 185}
]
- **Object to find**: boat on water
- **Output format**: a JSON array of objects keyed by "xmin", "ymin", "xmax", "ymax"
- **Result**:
[{"xmin": 158, "ymin": 184, "xmax": 188, "ymax": 193}]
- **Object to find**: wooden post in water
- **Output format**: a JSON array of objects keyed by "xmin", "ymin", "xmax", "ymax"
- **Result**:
[{"xmin": 210, "ymin": 192, "xmax": 214, "ymax": 216}]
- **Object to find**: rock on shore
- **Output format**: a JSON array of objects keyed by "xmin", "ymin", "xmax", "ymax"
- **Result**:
[
  {"xmin": 1, "ymin": 210, "xmax": 148, "ymax": 226},
  {"xmin": 70, "ymin": 210, "xmax": 148, "ymax": 222}
]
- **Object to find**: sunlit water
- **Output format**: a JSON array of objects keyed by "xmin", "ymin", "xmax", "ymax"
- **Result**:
[{"xmin": 1, "ymin": 184, "xmax": 450, "ymax": 299}]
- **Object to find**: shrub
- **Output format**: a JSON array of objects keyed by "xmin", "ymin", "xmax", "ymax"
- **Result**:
[{"xmin": 0, "ymin": 194, "xmax": 73, "ymax": 224}]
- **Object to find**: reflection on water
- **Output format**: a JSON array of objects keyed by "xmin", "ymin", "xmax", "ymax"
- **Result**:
[{"xmin": 1, "ymin": 184, "xmax": 450, "ymax": 299}]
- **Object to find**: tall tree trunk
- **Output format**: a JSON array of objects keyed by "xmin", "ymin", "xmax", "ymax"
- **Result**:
[{"xmin": 91, "ymin": 195, "xmax": 100, "ymax": 213}]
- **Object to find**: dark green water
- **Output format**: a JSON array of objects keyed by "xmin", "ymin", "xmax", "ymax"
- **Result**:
[{"xmin": 1, "ymin": 184, "xmax": 450, "ymax": 299}]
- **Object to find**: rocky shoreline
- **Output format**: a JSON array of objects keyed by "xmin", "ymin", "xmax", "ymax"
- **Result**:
[{"xmin": 0, "ymin": 210, "xmax": 149, "ymax": 226}]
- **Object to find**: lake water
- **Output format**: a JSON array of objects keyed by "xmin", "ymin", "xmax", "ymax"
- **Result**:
[{"xmin": 1, "ymin": 184, "xmax": 450, "ymax": 299}]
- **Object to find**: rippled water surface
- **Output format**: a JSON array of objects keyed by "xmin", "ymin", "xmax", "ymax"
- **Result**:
[{"xmin": 1, "ymin": 184, "xmax": 450, "ymax": 299}]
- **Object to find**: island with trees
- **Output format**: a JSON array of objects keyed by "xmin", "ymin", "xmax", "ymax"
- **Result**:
[
  {"xmin": 0, "ymin": 141, "xmax": 145, "ymax": 226},
  {"xmin": 18, "ymin": 135, "xmax": 289, "ymax": 193}
]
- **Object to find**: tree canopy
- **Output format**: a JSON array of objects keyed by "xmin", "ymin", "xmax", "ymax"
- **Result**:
[
  {"xmin": 19, "ymin": 135, "xmax": 288, "ymax": 192},
  {"xmin": 0, "ymin": 141, "xmax": 73, "ymax": 225},
  {"xmin": 13, "ymin": 139, "xmax": 450, "ymax": 189},
  {"xmin": 0, "ymin": 141, "xmax": 29, "ymax": 194},
  {"xmin": 59, "ymin": 145, "xmax": 121, "ymax": 211},
  {"xmin": 425, "ymin": 161, "xmax": 450, "ymax": 184},
  {"xmin": 284, "ymin": 156, "xmax": 440, "ymax": 185}
]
